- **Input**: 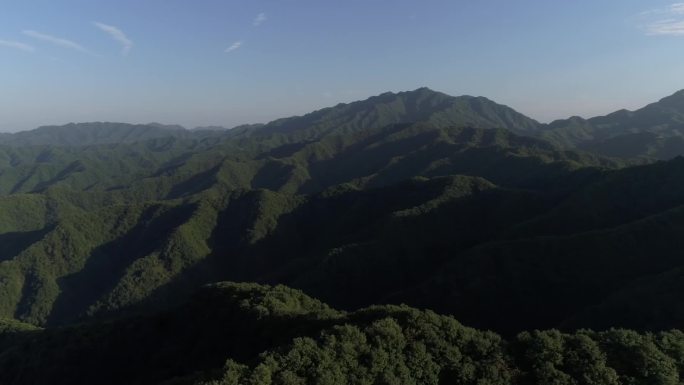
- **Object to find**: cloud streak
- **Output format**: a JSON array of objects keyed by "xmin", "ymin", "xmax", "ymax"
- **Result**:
[
  {"xmin": 94, "ymin": 22, "xmax": 133, "ymax": 55},
  {"xmin": 642, "ymin": 3, "xmax": 684, "ymax": 36},
  {"xmin": 647, "ymin": 19, "xmax": 684, "ymax": 35},
  {"xmin": 0, "ymin": 39, "xmax": 34, "ymax": 52},
  {"xmin": 253, "ymin": 13, "xmax": 267, "ymax": 26},
  {"xmin": 672, "ymin": 3, "xmax": 684, "ymax": 14},
  {"xmin": 225, "ymin": 41, "xmax": 243, "ymax": 53},
  {"xmin": 22, "ymin": 30, "xmax": 88, "ymax": 53}
]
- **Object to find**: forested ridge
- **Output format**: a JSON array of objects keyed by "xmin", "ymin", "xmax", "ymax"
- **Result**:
[{"xmin": 2, "ymin": 88, "xmax": 684, "ymax": 383}]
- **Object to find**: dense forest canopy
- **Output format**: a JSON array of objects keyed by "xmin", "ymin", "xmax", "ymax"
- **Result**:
[{"xmin": 2, "ymin": 283, "xmax": 684, "ymax": 385}]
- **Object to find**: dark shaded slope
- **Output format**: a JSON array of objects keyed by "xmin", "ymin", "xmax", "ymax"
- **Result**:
[
  {"xmin": 508, "ymin": 157, "xmax": 684, "ymax": 237},
  {"xmin": 385, "ymin": 158, "xmax": 684, "ymax": 334},
  {"xmin": 248, "ymin": 123, "xmax": 621, "ymax": 194}
]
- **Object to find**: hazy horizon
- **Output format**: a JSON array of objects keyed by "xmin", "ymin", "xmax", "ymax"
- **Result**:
[
  {"xmin": 2, "ymin": 0, "xmax": 684, "ymax": 132},
  {"xmin": 1, "ymin": 85, "xmax": 683, "ymax": 134}
]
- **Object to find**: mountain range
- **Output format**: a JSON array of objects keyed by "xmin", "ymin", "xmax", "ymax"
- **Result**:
[
  {"xmin": 2, "ymin": 87, "xmax": 684, "ymax": 384},
  {"xmin": 4, "ymin": 87, "xmax": 684, "ymax": 161},
  {"xmin": 541, "ymin": 90, "xmax": 684, "ymax": 159}
]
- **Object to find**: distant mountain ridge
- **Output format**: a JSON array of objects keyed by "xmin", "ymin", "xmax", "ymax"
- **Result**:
[
  {"xmin": 227, "ymin": 87, "xmax": 684, "ymax": 160},
  {"xmin": 242, "ymin": 87, "xmax": 542, "ymax": 141},
  {"xmin": 4, "ymin": 88, "xmax": 684, "ymax": 161},
  {"xmin": 0, "ymin": 88, "xmax": 545, "ymax": 147},
  {"xmin": 0, "ymin": 122, "xmax": 191, "ymax": 146},
  {"xmin": 539, "ymin": 89, "xmax": 684, "ymax": 158}
]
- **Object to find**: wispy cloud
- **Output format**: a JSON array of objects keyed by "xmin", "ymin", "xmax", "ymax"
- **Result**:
[
  {"xmin": 93, "ymin": 22, "xmax": 133, "ymax": 55},
  {"xmin": 253, "ymin": 12, "xmax": 267, "ymax": 26},
  {"xmin": 642, "ymin": 3, "xmax": 684, "ymax": 36},
  {"xmin": 672, "ymin": 3, "xmax": 684, "ymax": 14},
  {"xmin": 225, "ymin": 41, "xmax": 243, "ymax": 53},
  {"xmin": 647, "ymin": 19, "xmax": 684, "ymax": 35},
  {"xmin": 22, "ymin": 30, "xmax": 89, "ymax": 53},
  {"xmin": 0, "ymin": 39, "xmax": 35, "ymax": 52}
]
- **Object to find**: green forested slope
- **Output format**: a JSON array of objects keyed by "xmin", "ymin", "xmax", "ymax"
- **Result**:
[
  {"xmin": 0, "ymin": 117, "xmax": 625, "ymax": 328},
  {"xmin": 1, "ymin": 282, "xmax": 683, "ymax": 385}
]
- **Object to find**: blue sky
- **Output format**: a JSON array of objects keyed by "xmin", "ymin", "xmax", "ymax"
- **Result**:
[{"xmin": 1, "ymin": 0, "xmax": 683, "ymax": 131}]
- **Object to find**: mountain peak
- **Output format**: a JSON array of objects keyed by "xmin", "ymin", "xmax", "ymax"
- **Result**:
[
  {"xmin": 366, "ymin": 87, "xmax": 447, "ymax": 103},
  {"xmin": 255, "ymin": 88, "xmax": 540, "ymax": 137},
  {"xmin": 145, "ymin": 122, "xmax": 187, "ymax": 131},
  {"xmin": 409, "ymin": 86, "xmax": 441, "ymax": 95}
]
